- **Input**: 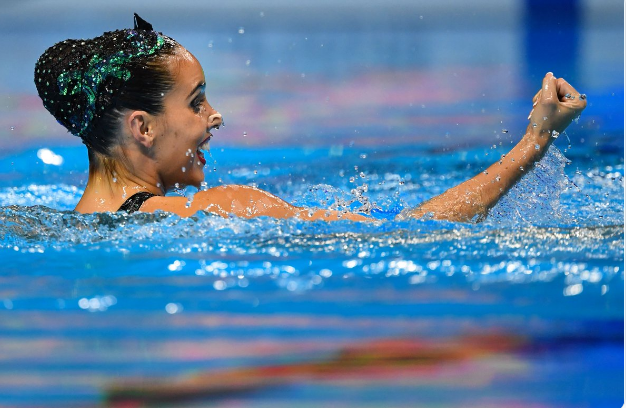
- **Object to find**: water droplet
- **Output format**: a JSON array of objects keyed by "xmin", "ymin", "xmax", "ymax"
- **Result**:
[
  {"xmin": 519, "ymin": 166, "xmax": 524, "ymax": 171},
  {"xmin": 543, "ymin": 116, "xmax": 548, "ymax": 121},
  {"xmin": 112, "ymin": 177, "xmax": 117, "ymax": 183},
  {"xmin": 551, "ymin": 130, "xmax": 560, "ymax": 138},
  {"xmin": 181, "ymin": 167, "xmax": 186, "ymax": 173},
  {"xmin": 532, "ymin": 123, "xmax": 537, "ymax": 128},
  {"xmin": 495, "ymin": 175, "xmax": 501, "ymax": 181},
  {"xmin": 243, "ymin": 131, "xmax": 247, "ymax": 137},
  {"xmin": 359, "ymin": 172, "xmax": 365, "ymax": 178},
  {"xmin": 535, "ymin": 144, "xmax": 540, "ymax": 150},
  {"xmin": 360, "ymin": 153, "xmax": 367, "ymax": 159},
  {"xmin": 156, "ymin": 182, "xmax": 161, "ymax": 188},
  {"xmin": 174, "ymin": 183, "xmax": 180, "ymax": 189},
  {"xmin": 245, "ymin": 59, "xmax": 251, "ymax": 66},
  {"xmin": 10, "ymin": 126, "xmax": 14, "ymax": 131},
  {"xmin": 238, "ymin": 27, "xmax": 245, "ymax": 34},
  {"xmin": 349, "ymin": 177, "xmax": 355, "ymax": 183},
  {"xmin": 200, "ymin": 181, "xmax": 208, "ymax": 190},
  {"xmin": 579, "ymin": 94, "xmax": 586, "ymax": 100},
  {"xmin": 501, "ymin": 129, "xmax": 508, "ymax": 133},
  {"xmin": 563, "ymin": 131, "xmax": 572, "ymax": 148},
  {"xmin": 483, "ymin": 170, "xmax": 488, "ymax": 175}
]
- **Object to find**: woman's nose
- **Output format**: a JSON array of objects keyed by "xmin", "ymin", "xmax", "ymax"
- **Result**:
[{"xmin": 208, "ymin": 112, "xmax": 223, "ymax": 129}]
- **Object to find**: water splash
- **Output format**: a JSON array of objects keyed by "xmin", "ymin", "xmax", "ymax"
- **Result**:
[
  {"xmin": 0, "ymin": 205, "xmax": 621, "ymax": 291},
  {"xmin": 487, "ymin": 146, "xmax": 599, "ymax": 226},
  {"xmin": 0, "ymin": 143, "xmax": 621, "ymax": 294}
]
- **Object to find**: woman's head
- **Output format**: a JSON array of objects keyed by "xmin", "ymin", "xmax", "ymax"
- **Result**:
[
  {"xmin": 34, "ymin": 15, "xmax": 178, "ymax": 157},
  {"xmin": 34, "ymin": 15, "xmax": 223, "ymax": 192}
]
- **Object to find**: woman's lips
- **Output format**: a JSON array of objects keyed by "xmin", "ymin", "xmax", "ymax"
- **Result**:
[
  {"xmin": 196, "ymin": 133, "xmax": 212, "ymax": 166},
  {"xmin": 199, "ymin": 133, "xmax": 212, "ymax": 149},
  {"xmin": 196, "ymin": 149, "xmax": 206, "ymax": 165}
]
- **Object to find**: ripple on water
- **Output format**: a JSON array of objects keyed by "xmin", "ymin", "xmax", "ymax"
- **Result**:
[{"xmin": 0, "ymin": 145, "xmax": 622, "ymax": 292}]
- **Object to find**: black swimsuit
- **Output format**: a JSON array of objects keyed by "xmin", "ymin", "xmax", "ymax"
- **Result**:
[{"xmin": 118, "ymin": 192, "xmax": 156, "ymax": 214}]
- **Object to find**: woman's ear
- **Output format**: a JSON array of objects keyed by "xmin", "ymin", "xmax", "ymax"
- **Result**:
[{"xmin": 127, "ymin": 111, "xmax": 155, "ymax": 148}]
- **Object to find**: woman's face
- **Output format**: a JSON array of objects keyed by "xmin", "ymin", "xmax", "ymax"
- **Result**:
[{"xmin": 151, "ymin": 47, "xmax": 222, "ymax": 191}]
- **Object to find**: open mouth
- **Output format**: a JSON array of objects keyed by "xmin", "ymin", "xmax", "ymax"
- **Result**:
[
  {"xmin": 197, "ymin": 119, "xmax": 221, "ymax": 167},
  {"xmin": 196, "ymin": 133, "xmax": 212, "ymax": 165}
]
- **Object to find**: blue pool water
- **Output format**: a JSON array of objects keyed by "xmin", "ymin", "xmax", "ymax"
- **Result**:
[
  {"xmin": 0, "ymin": 1, "xmax": 623, "ymax": 407},
  {"xmin": 1, "ymin": 142, "xmax": 623, "ymax": 406}
]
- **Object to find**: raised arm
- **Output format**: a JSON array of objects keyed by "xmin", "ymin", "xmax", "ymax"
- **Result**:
[
  {"xmin": 405, "ymin": 72, "xmax": 587, "ymax": 222},
  {"xmin": 143, "ymin": 73, "xmax": 585, "ymax": 222}
]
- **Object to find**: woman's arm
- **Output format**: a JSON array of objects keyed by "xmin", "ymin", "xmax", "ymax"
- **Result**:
[
  {"xmin": 406, "ymin": 72, "xmax": 587, "ymax": 222},
  {"xmin": 144, "ymin": 73, "xmax": 585, "ymax": 222},
  {"xmin": 193, "ymin": 185, "xmax": 371, "ymax": 221},
  {"xmin": 143, "ymin": 184, "xmax": 371, "ymax": 221}
]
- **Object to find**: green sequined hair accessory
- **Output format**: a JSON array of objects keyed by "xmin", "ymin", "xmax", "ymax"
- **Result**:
[{"xmin": 34, "ymin": 14, "xmax": 174, "ymax": 140}]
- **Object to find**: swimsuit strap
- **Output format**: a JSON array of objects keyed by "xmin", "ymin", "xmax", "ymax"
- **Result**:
[{"xmin": 118, "ymin": 192, "xmax": 156, "ymax": 214}]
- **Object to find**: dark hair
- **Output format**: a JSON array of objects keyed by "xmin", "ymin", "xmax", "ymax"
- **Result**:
[{"xmin": 34, "ymin": 27, "xmax": 179, "ymax": 157}]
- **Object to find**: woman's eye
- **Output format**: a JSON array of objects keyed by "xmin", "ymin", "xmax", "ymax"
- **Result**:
[{"xmin": 191, "ymin": 95, "xmax": 205, "ymax": 112}]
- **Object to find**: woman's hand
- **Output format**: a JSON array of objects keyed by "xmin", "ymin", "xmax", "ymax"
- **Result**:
[{"xmin": 527, "ymin": 72, "xmax": 587, "ymax": 142}]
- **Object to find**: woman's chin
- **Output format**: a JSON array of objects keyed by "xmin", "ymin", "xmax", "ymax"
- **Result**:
[
  {"xmin": 165, "ymin": 171, "xmax": 204, "ymax": 191},
  {"xmin": 188, "ymin": 170, "xmax": 206, "ymax": 189}
]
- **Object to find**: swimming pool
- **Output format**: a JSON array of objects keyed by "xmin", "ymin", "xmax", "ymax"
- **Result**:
[{"xmin": 0, "ymin": 1, "xmax": 623, "ymax": 407}]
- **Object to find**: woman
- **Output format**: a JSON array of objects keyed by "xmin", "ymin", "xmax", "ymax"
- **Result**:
[{"xmin": 34, "ymin": 14, "xmax": 586, "ymax": 222}]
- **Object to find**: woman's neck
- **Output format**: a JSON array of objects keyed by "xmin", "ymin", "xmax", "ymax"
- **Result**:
[{"xmin": 74, "ymin": 157, "xmax": 163, "ymax": 213}]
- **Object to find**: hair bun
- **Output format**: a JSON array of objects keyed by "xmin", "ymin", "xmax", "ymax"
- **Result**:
[
  {"xmin": 35, "ymin": 38, "xmax": 88, "ymax": 136},
  {"xmin": 34, "ymin": 29, "xmax": 170, "ymax": 140}
]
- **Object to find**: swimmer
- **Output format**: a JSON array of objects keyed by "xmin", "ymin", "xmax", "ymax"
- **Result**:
[{"xmin": 34, "ymin": 14, "xmax": 586, "ymax": 222}]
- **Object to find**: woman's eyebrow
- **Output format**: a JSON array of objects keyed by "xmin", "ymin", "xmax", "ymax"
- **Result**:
[{"xmin": 187, "ymin": 82, "xmax": 206, "ymax": 99}]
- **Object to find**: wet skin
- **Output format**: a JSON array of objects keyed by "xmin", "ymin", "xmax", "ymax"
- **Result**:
[
  {"xmin": 147, "ymin": 49, "xmax": 220, "ymax": 190},
  {"xmin": 74, "ymin": 47, "xmax": 586, "ymax": 222}
]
